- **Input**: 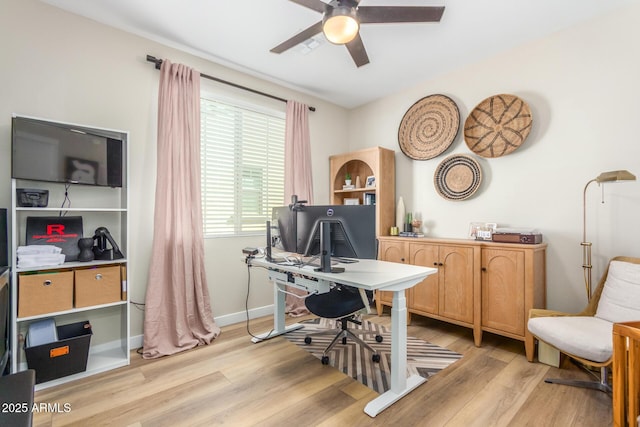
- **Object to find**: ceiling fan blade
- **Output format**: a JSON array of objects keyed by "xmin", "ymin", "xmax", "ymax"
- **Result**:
[
  {"xmin": 270, "ymin": 21, "xmax": 323, "ymax": 54},
  {"xmin": 345, "ymin": 34, "xmax": 369, "ymax": 67},
  {"xmin": 358, "ymin": 6, "xmax": 445, "ymax": 24},
  {"xmin": 289, "ymin": 0, "xmax": 328, "ymax": 13}
]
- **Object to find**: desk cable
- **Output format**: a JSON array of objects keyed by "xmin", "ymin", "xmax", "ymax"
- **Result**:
[{"xmin": 244, "ymin": 256, "xmax": 276, "ymax": 341}]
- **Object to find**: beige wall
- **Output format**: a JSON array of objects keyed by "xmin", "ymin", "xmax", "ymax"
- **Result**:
[
  {"xmin": 347, "ymin": 3, "xmax": 640, "ymax": 313},
  {"xmin": 0, "ymin": 0, "xmax": 349, "ymax": 337}
]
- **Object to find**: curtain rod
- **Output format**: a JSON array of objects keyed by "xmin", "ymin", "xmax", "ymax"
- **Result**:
[{"xmin": 146, "ymin": 55, "xmax": 316, "ymax": 112}]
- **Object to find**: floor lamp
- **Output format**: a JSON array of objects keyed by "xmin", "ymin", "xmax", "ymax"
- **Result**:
[{"xmin": 582, "ymin": 170, "xmax": 636, "ymax": 301}]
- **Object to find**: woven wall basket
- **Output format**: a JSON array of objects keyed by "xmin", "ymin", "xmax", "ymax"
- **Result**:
[
  {"xmin": 434, "ymin": 154, "xmax": 482, "ymax": 201},
  {"xmin": 398, "ymin": 94, "xmax": 460, "ymax": 160},
  {"xmin": 464, "ymin": 94, "xmax": 533, "ymax": 158}
]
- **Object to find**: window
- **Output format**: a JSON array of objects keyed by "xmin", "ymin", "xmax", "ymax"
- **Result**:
[{"xmin": 200, "ymin": 96, "xmax": 285, "ymax": 237}]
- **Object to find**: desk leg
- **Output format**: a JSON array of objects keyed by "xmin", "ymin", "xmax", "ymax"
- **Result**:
[
  {"xmin": 251, "ymin": 281, "xmax": 303, "ymax": 343},
  {"xmin": 364, "ymin": 289, "xmax": 426, "ymax": 417}
]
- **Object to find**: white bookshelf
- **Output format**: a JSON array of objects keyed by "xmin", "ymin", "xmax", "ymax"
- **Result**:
[{"xmin": 9, "ymin": 116, "xmax": 130, "ymax": 389}]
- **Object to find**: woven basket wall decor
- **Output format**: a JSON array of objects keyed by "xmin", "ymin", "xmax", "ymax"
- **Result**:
[
  {"xmin": 434, "ymin": 154, "xmax": 482, "ymax": 201},
  {"xmin": 464, "ymin": 94, "xmax": 533, "ymax": 158},
  {"xmin": 398, "ymin": 94, "xmax": 460, "ymax": 160}
]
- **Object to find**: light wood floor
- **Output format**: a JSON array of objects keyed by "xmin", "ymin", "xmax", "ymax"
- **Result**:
[{"xmin": 32, "ymin": 312, "xmax": 612, "ymax": 426}]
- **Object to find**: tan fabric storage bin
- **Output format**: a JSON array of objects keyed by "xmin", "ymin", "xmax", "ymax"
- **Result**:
[
  {"xmin": 74, "ymin": 265, "xmax": 121, "ymax": 308},
  {"xmin": 18, "ymin": 270, "xmax": 74, "ymax": 317}
]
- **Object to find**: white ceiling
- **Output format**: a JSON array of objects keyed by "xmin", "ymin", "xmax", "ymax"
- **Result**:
[{"xmin": 42, "ymin": 0, "xmax": 636, "ymax": 109}]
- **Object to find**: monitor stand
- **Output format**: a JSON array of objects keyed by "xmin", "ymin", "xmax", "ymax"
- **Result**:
[{"xmin": 315, "ymin": 220, "xmax": 344, "ymax": 273}]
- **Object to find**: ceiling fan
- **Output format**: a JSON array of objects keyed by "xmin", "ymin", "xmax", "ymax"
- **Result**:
[{"xmin": 270, "ymin": 0, "xmax": 445, "ymax": 67}]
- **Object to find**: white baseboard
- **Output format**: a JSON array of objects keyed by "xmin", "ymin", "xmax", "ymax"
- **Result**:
[{"xmin": 129, "ymin": 304, "xmax": 274, "ymax": 350}]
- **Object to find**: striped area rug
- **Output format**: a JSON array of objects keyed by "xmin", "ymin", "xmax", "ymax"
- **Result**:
[{"xmin": 285, "ymin": 317, "xmax": 462, "ymax": 394}]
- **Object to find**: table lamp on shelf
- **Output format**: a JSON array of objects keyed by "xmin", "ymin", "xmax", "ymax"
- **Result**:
[{"xmin": 582, "ymin": 169, "xmax": 636, "ymax": 301}]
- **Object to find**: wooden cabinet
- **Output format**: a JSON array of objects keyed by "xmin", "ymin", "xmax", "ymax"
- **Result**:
[
  {"xmin": 330, "ymin": 146, "xmax": 395, "ymax": 237},
  {"xmin": 377, "ymin": 237, "xmax": 546, "ymax": 360},
  {"xmin": 376, "ymin": 239, "xmax": 407, "ymax": 308},
  {"xmin": 480, "ymin": 245, "xmax": 546, "ymax": 354},
  {"xmin": 433, "ymin": 245, "xmax": 476, "ymax": 324},
  {"xmin": 408, "ymin": 243, "xmax": 439, "ymax": 316},
  {"xmin": 377, "ymin": 240, "xmax": 476, "ymax": 326}
]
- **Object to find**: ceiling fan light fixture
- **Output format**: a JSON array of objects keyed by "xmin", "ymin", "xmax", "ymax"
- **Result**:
[{"xmin": 322, "ymin": 6, "xmax": 359, "ymax": 45}]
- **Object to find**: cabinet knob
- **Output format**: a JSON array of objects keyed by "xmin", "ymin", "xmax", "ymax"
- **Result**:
[
  {"xmin": 43, "ymin": 280, "xmax": 52, "ymax": 286},
  {"xmin": 433, "ymin": 262, "xmax": 438, "ymax": 266},
  {"xmin": 401, "ymin": 258, "xmax": 405, "ymax": 262},
  {"xmin": 438, "ymin": 262, "xmax": 443, "ymax": 266},
  {"xmin": 481, "ymin": 267, "xmax": 487, "ymax": 272},
  {"xmin": 95, "ymin": 274, "xmax": 103, "ymax": 280}
]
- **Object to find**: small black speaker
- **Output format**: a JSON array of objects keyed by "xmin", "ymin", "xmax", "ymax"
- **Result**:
[{"xmin": 0, "ymin": 209, "xmax": 7, "ymax": 267}]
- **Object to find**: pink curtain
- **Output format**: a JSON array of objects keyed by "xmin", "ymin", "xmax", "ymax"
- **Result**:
[
  {"xmin": 284, "ymin": 100, "xmax": 314, "ymax": 316},
  {"xmin": 143, "ymin": 60, "xmax": 220, "ymax": 358}
]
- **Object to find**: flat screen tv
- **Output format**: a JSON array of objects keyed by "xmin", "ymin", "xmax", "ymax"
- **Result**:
[{"xmin": 11, "ymin": 116, "xmax": 123, "ymax": 187}]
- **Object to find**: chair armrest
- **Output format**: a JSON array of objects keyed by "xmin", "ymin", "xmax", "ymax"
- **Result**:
[{"xmin": 529, "ymin": 308, "xmax": 573, "ymax": 319}]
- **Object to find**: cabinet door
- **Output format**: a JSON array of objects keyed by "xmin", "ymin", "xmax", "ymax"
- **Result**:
[
  {"xmin": 439, "ymin": 246, "xmax": 474, "ymax": 323},
  {"xmin": 377, "ymin": 240, "xmax": 408, "ymax": 306},
  {"xmin": 379, "ymin": 240, "xmax": 408, "ymax": 263},
  {"xmin": 481, "ymin": 248, "xmax": 525, "ymax": 336},
  {"xmin": 408, "ymin": 243, "xmax": 439, "ymax": 315}
]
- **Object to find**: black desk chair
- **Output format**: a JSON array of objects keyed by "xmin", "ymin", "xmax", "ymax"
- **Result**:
[{"xmin": 304, "ymin": 285, "xmax": 382, "ymax": 365}]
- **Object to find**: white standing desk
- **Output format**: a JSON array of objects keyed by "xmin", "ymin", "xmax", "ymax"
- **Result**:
[{"xmin": 247, "ymin": 256, "xmax": 436, "ymax": 417}]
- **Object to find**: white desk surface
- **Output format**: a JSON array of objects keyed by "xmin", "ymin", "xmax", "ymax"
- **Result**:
[{"xmin": 249, "ymin": 256, "xmax": 436, "ymax": 291}]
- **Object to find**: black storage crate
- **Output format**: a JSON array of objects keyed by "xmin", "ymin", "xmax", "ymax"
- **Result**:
[{"xmin": 25, "ymin": 321, "xmax": 92, "ymax": 384}]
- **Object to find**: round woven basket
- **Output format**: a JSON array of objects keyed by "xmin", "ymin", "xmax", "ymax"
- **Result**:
[
  {"xmin": 464, "ymin": 94, "xmax": 533, "ymax": 158},
  {"xmin": 433, "ymin": 154, "xmax": 482, "ymax": 201},
  {"xmin": 398, "ymin": 94, "xmax": 460, "ymax": 160}
]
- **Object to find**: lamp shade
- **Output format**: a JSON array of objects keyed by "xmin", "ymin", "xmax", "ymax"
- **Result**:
[
  {"xmin": 595, "ymin": 170, "xmax": 636, "ymax": 183},
  {"xmin": 323, "ymin": 6, "xmax": 359, "ymax": 44}
]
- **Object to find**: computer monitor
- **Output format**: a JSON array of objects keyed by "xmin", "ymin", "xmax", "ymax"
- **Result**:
[
  {"xmin": 270, "ymin": 204, "xmax": 377, "ymax": 272},
  {"xmin": 297, "ymin": 205, "xmax": 377, "ymax": 260},
  {"xmin": 271, "ymin": 206, "xmax": 297, "ymax": 253}
]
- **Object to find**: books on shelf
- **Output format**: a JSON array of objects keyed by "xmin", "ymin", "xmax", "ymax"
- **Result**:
[
  {"xmin": 342, "ymin": 184, "xmax": 355, "ymax": 190},
  {"xmin": 399, "ymin": 231, "xmax": 424, "ymax": 238},
  {"xmin": 364, "ymin": 193, "xmax": 376, "ymax": 205}
]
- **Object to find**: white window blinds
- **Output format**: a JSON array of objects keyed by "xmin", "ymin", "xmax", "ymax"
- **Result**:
[{"xmin": 200, "ymin": 96, "xmax": 285, "ymax": 237}]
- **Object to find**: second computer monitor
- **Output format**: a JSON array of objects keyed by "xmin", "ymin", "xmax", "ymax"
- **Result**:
[{"xmin": 297, "ymin": 205, "xmax": 376, "ymax": 260}]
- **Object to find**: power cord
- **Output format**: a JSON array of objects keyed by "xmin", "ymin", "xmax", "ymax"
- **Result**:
[
  {"xmin": 128, "ymin": 301, "xmax": 146, "ymax": 355},
  {"xmin": 59, "ymin": 183, "xmax": 72, "ymax": 215},
  {"xmin": 245, "ymin": 256, "xmax": 275, "ymax": 341}
]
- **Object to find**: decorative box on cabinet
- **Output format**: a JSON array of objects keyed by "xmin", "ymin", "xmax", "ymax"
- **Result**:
[
  {"xmin": 330, "ymin": 146, "xmax": 395, "ymax": 237},
  {"xmin": 376, "ymin": 237, "xmax": 546, "ymax": 360}
]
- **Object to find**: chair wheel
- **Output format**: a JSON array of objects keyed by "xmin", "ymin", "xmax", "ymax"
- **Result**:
[
  {"xmin": 375, "ymin": 335, "xmax": 383, "ymax": 343},
  {"xmin": 342, "ymin": 337, "xmax": 347, "ymax": 345},
  {"xmin": 321, "ymin": 356, "xmax": 330, "ymax": 365},
  {"xmin": 304, "ymin": 337, "xmax": 312, "ymax": 345},
  {"xmin": 372, "ymin": 354, "xmax": 381, "ymax": 363}
]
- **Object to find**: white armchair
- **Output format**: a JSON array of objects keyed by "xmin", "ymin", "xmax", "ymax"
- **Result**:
[{"xmin": 527, "ymin": 256, "xmax": 640, "ymax": 392}]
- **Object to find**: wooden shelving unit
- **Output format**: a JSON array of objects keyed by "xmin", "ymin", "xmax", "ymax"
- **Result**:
[{"xmin": 329, "ymin": 146, "xmax": 395, "ymax": 237}]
